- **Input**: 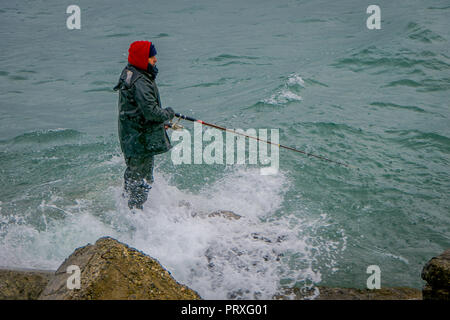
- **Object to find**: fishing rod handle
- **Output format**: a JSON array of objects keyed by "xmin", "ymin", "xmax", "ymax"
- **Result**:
[{"xmin": 175, "ymin": 113, "xmax": 198, "ymax": 122}]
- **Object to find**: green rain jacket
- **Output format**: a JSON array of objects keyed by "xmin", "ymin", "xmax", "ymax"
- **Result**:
[{"xmin": 114, "ymin": 64, "xmax": 175, "ymax": 158}]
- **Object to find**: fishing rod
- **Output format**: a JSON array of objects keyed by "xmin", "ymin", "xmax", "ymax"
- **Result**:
[{"xmin": 172, "ymin": 113, "xmax": 355, "ymax": 169}]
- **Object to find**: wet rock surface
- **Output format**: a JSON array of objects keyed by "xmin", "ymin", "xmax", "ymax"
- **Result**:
[
  {"xmin": 0, "ymin": 268, "xmax": 53, "ymax": 300},
  {"xmin": 421, "ymin": 249, "xmax": 450, "ymax": 300},
  {"xmin": 38, "ymin": 237, "xmax": 201, "ymax": 300},
  {"xmin": 277, "ymin": 286, "xmax": 422, "ymax": 300}
]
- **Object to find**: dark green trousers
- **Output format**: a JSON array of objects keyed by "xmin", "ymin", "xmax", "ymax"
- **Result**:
[{"xmin": 124, "ymin": 155, "xmax": 154, "ymax": 210}]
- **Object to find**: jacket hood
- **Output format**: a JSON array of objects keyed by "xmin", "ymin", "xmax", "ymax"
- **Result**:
[{"xmin": 128, "ymin": 40, "xmax": 151, "ymax": 71}]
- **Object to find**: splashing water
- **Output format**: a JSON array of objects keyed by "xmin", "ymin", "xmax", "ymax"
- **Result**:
[
  {"xmin": 263, "ymin": 73, "xmax": 304, "ymax": 105},
  {"xmin": 0, "ymin": 165, "xmax": 345, "ymax": 299}
]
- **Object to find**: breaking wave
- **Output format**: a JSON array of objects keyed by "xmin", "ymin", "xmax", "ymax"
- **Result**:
[
  {"xmin": 0, "ymin": 164, "xmax": 346, "ymax": 299},
  {"xmin": 261, "ymin": 73, "xmax": 304, "ymax": 106}
]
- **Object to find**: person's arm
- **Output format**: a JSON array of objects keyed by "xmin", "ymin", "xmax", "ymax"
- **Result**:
[{"xmin": 134, "ymin": 78, "xmax": 175, "ymax": 123}]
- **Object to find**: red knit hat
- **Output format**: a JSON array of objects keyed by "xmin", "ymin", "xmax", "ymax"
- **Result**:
[{"xmin": 128, "ymin": 40, "xmax": 151, "ymax": 70}]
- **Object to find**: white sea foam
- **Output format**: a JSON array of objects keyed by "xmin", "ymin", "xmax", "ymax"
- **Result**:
[
  {"xmin": 262, "ymin": 73, "xmax": 304, "ymax": 106},
  {"xmin": 372, "ymin": 247, "xmax": 409, "ymax": 265},
  {"xmin": 0, "ymin": 166, "xmax": 345, "ymax": 299},
  {"xmin": 287, "ymin": 73, "xmax": 305, "ymax": 87},
  {"xmin": 263, "ymin": 89, "xmax": 303, "ymax": 105}
]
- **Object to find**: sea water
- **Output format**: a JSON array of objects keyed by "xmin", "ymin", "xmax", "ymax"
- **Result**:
[{"xmin": 0, "ymin": 0, "xmax": 449, "ymax": 299}]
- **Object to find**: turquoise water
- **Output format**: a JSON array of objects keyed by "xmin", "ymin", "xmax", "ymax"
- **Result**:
[{"xmin": 0, "ymin": 0, "xmax": 449, "ymax": 299}]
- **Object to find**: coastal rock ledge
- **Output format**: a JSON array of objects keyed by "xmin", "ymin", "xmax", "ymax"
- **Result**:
[
  {"xmin": 2, "ymin": 237, "xmax": 449, "ymax": 300},
  {"xmin": 38, "ymin": 237, "xmax": 201, "ymax": 300},
  {"xmin": 0, "ymin": 268, "xmax": 53, "ymax": 300},
  {"xmin": 421, "ymin": 249, "xmax": 450, "ymax": 300}
]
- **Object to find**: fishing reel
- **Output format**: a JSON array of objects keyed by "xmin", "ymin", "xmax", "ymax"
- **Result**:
[{"xmin": 165, "ymin": 116, "xmax": 184, "ymax": 130}]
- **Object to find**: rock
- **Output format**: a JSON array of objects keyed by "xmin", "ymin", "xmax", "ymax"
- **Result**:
[
  {"xmin": 38, "ymin": 237, "xmax": 201, "ymax": 300},
  {"xmin": 0, "ymin": 268, "xmax": 53, "ymax": 300},
  {"xmin": 421, "ymin": 249, "xmax": 450, "ymax": 300},
  {"xmin": 422, "ymin": 283, "xmax": 449, "ymax": 300},
  {"xmin": 178, "ymin": 200, "xmax": 241, "ymax": 220},
  {"xmin": 207, "ymin": 210, "xmax": 241, "ymax": 220},
  {"xmin": 277, "ymin": 286, "xmax": 422, "ymax": 300}
]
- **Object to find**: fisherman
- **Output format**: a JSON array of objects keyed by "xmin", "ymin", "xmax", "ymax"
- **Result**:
[{"xmin": 114, "ymin": 40, "xmax": 175, "ymax": 210}]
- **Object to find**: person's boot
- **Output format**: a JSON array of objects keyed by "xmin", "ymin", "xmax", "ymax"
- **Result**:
[{"xmin": 127, "ymin": 181, "xmax": 152, "ymax": 211}]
